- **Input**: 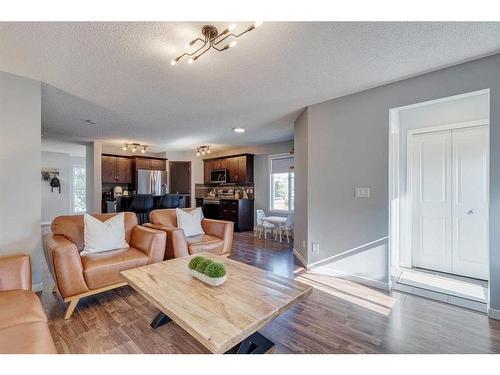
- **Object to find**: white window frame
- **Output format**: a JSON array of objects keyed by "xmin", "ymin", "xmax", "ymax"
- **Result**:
[
  {"xmin": 71, "ymin": 164, "xmax": 87, "ymax": 214},
  {"xmin": 268, "ymin": 153, "xmax": 294, "ymax": 214}
]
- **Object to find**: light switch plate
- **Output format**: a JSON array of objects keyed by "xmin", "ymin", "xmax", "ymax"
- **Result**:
[
  {"xmin": 355, "ymin": 187, "xmax": 370, "ymax": 198},
  {"xmin": 312, "ymin": 243, "xmax": 320, "ymax": 255}
]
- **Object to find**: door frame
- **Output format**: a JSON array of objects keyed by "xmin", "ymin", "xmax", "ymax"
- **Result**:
[
  {"xmin": 388, "ymin": 88, "xmax": 490, "ymax": 292},
  {"xmin": 406, "ymin": 120, "xmax": 489, "ymax": 276}
]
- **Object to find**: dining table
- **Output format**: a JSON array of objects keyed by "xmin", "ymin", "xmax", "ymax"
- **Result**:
[{"xmin": 262, "ymin": 216, "xmax": 288, "ymax": 242}]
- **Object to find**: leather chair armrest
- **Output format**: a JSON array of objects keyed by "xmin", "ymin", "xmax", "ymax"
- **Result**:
[
  {"xmin": 43, "ymin": 234, "xmax": 89, "ymax": 298},
  {"xmin": 131, "ymin": 225, "xmax": 166, "ymax": 264},
  {"xmin": 0, "ymin": 254, "xmax": 31, "ymax": 291},
  {"xmin": 201, "ymin": 219, "xmax": 234, "ymax": 256},
  {"xmin": 144, "ymin": 223, "xmax": 189, "ymax": 259}
]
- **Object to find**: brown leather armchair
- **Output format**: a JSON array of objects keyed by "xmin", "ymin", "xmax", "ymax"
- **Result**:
[
  {"xmin": 43, "ymin": 212, "xmax": 166, "ymax": 319},
  {"xmin": 0, "ymin": 254, "xmax": 57, "ymax": 353},
  {"xmin": 145, "ymin": 208, "xmax": 233, "ymax": 259}
]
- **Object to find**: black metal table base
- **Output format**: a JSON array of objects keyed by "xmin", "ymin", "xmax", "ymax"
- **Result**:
[
  {"xmin": 150, "ymin": 312, "xmax": 274, "ymax": 354},
  {"xmin": 150, "ymin": 312, "xmax": 172, "ymax": 329},
  {"xmin": 225, "ymin": 331, "xmax": 275, "ymax": 354}
]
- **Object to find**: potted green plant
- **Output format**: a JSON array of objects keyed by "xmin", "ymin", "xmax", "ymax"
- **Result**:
[{"xmin": 188, "ymin": 256, "xmax": 227, "ymax": 286}]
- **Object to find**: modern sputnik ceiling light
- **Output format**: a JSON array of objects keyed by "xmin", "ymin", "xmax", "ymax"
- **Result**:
[
  {"xmin": 196, "ymin": 146, "xmax": 211, "ymax": 157},
  {"xmin": 171, "ymin": 22, "xmax": 263, "ymax": 66},
  {"xmin": 123, "ymin": 143, "xmax": 148, "ymax": 154}
]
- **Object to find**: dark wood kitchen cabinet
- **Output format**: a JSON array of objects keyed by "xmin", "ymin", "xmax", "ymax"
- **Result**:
[
  {"xmin": 219, "ymin": 199, "xmax": 254, "ymax": 231},
  {"xmin": 102, "ymin": 155, "xmax": 132, "ymax": 184},
  {"xmin": 203, "ymin": 154, "xmax": 254, "ymax": 184},
  {"xmin": 134, "ymin": 157, "xmax": 166, "ymax": 171}
]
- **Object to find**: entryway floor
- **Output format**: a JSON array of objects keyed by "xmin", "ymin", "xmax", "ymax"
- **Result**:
[{"xmin": 392, "ymin": 268, "xmax": 488, "ymax": 313}]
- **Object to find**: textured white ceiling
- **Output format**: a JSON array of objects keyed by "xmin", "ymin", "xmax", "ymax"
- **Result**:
[{"xmin": 1, "ymin": 22, "xmax": 500, "ymax": 152}]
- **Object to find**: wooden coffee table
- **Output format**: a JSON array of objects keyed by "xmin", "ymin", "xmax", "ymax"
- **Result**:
[{"xmin": 120, "ymin": 252, "xmax": 312, "ymax": 354}]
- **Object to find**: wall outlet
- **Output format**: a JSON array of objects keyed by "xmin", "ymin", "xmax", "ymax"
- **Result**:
[
  {"xmin": 312, "ymin": 243, "xmax": 320, "ymax": 255},
  {"xmin": 355, "ymin": 187, "xmax": 370, "ymax": 198}
]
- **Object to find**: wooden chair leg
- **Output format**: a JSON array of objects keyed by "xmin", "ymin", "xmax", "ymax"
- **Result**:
[
  {"xmin": 64, "ymin": 298, "xmax": 79, "ymax": 320},
  {"xmin": 286, "ymin": 228, "xmax": 290, "ymax": 243}
]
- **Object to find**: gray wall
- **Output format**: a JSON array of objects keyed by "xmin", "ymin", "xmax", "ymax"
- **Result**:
[
  {"xmin": 293, "ymin": 109, "xmax": 309, "ymax": 265},
  {"xmin": 41, "ymin": 151, "xmax": 71, "ymax": 222},
  {"xmin": 295, "ymin": 54, "xmax": 500, "ymax": 310},
  {"xmin": 0, "ymin": 71, "xmax": 42, "ymax": 287}
]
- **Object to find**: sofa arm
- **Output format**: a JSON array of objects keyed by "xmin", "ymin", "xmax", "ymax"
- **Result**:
[
  {"xmin": 0, "ymin": 254, "xmax": 31, "ymax": 291},
  {"xmin": 144, "ymin": 223, "xmax": 189, "ymax": 259},
  {"xmin": 131, "ymin": 225, "xmax": 166, "ymax": 264},
  {"xmin": 43, "ymin": 234, "xmax": 89, "ymax": 298},
  {"xmin": 201, "ymin": 219, "xmax": 234, "ymax": 256}
]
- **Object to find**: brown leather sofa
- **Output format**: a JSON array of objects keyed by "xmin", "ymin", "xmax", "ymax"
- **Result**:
[
  {"xmin": 0, "ymin": 254, "xmax": 57, "ymax": 354},
  {"xmin": 43, "ymin": 212, "xmax": 166, "ymax": 319},
  {"xmin": 145, "ymin": 208, "xmax": 233, "ymax": 259}
]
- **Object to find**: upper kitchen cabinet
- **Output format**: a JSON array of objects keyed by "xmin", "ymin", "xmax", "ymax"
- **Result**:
[
  {"xmin": 203, "ymin": 154, "xmax": 254, "ymax": 183},
  {"xmin": 102, "ymin": 155, "xmax": 133, "ymax": 184},
  {"xmin": 134, "ymin": 157, "xmax": 166, "ymax": 171}
]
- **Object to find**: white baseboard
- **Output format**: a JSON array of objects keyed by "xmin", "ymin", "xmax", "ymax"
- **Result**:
[
  {"xmin": 313, "ymin": 268, "xmax": 390, "ymax": 291},
  {"xmin": 292, "ymin": 249, "xmax": 307, "ymax": 268},
  {"xmin": 32, "ymin": 282, "xmax": 43, "ymax": 292},
  {"xmin": 488, "ymin": 308, "xmax": 500, "ymax": 320}
]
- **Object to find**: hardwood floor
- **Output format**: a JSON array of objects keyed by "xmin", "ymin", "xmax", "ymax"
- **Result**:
[{"xmin": 40, "ymin": 231, "xmax": 500, "ymax": 354}]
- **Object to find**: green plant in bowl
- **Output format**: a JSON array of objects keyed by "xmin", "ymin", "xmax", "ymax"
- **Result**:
[
  {"xmin": 188, "ymin": 256, "xmax": 205, "ymax": 270},
  {"xmin": 195, "ymin": 258, "xmax": 213, "ymax": 273},
  {"xmin": 204, "ymin": 262, "xmax": 226, "ymax": 278}
]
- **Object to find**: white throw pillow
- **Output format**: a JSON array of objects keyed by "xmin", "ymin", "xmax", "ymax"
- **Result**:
[
  {"xmin": 82, "ymin": 213, "xmax": 129, "ymax": 255},
  {"xmin": 176, "ymin": 208, "xmax": 205, "ymax": 237}
]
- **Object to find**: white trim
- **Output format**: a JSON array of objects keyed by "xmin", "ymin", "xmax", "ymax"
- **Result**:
[
  {"xmin": 32, "ymin": 282, "xmax": 43, "ymax": 292},
  {"xmin": 393, "ymin": 88, "xmax": 490, "ymax": 112},
  {"xmin": 307, "ymin": 236, "xmax": 389, "ymax": 269},
  {"xmin": 488, "ymin": 308, "xmax": 500, "ymax": 320},
  {"xmin": 293, "ymin": 248, "xmax": 307, "ymax": 268},
  {"xmin": 318, "ymin": 269, "xmax": 390, "ymax": 291}
]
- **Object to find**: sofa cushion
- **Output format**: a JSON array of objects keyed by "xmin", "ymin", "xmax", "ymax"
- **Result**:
[
  {"xmin": 81, "ymin": 247, "xmax": 149, "ymax": 289},
  {"xmin": 0, "ymin": 322, "xmax": 57, "ymax": 354},
  {"xmin": 186, "ymin": 234, "xmax": 224, "ymax": 254},
  {"xmin": 51, "ymin": 212, "xmax": 138, "ymax": 252},
  {"xmin": 0, "ymin": 290, "xmax": 47, "ymax": 330}
]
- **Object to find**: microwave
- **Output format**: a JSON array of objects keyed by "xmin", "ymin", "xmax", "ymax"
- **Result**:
[{"xmin": 210, "ymin": 169, "xmax": 228, "ymax": 183}]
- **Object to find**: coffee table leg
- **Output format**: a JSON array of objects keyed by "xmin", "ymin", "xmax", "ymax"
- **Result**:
[
  {"xmin": 225, "ymin": 332, "xmax": 275, "ymax": 354},
  {"xmin": 150, "ymin": 312, "xmax": 172, "ymax": 329}
]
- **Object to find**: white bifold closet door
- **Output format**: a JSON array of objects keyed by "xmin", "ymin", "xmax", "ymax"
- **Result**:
[{"xmin": 411, "ymin": 126, "xmax": 488, "ymax": 280}]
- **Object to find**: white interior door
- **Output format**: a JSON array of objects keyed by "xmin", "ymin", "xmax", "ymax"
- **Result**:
[
  {"xmin": 451, "ymin": 126, "xmax": 489, "ymax": 280},
  {"xmin": 411, "ymin": 130, "xmax": 452, "ymax": 273}
]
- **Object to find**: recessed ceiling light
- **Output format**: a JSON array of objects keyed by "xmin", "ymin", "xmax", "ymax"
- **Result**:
[
  {"xmin": 85, "ymin": 119, "xmax": 97, "ymax": 125},
  {"xmin": 233, "ymin": 127, "xmax": 245, "ymax": 133}
]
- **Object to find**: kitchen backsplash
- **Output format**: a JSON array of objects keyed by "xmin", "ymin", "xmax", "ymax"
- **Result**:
[{"xmin": 195, "ymin": 183, "xmax": 255, "ymax": 199}]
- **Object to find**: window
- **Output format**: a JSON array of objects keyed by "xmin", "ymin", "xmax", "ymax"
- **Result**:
[
  {"xmin": 72, "ymin": 165, "xmax": 86, "ymax": 213},
  {"xmin": 270, "ymin": 154, "xmax": 294, "ymax": 212}
]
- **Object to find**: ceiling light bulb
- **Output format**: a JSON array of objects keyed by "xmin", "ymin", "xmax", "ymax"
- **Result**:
[
  {"xmin": 229, "ymin": 40, "xmax": 237, "ymax": 48},
  {"xmin": 202, "ymin": 150, "xmax": 205, "ymax": 155},
  {"xmin": 207, "ymin": 148, "xmax": 211, "ymax": 154},
  {"xmin": 132, "ymin": 146, "xmax": 137, "ymax": 152},
  {"xmin": 170, "ymin": 59, "xmax": 177, "ymax": 66},
  {"xmin": 122, "ymin": 145, "xmax": 128, "ymax": 151},
  {"xmin": 233, "ymin": 127, "xmax": 245, "ymax": 133},
  {"xmin": 228, "ymin": 24, "xmax": 237, "ymax": 31},
  {"xmin": 196, "ymin": 152, "xmax": 200, "ymax": 157},
  {"xmin": 254, "ymin": 21, "xmax": 263, "ymax": 28},
  {"xmin": 188, "ymin": 58, "xmax": 194, "ymax": 64},
  {"xmin": 141, "ymin": 147, "xmax": 146, "ymax": 154}
]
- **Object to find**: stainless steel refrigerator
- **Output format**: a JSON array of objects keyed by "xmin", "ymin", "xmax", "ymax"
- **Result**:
[{"xmin": 136, "ymin": 169, "xmax": 167, "ymax": 195}]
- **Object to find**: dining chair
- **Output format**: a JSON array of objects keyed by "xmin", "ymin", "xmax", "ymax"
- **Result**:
[
  {"xmin": 256, "ymin": 209, "xmax": 275, "ymax": 239},
  {"xmin": 277, "ymin": 213, "xmax": 294, "ymax": 243}
]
